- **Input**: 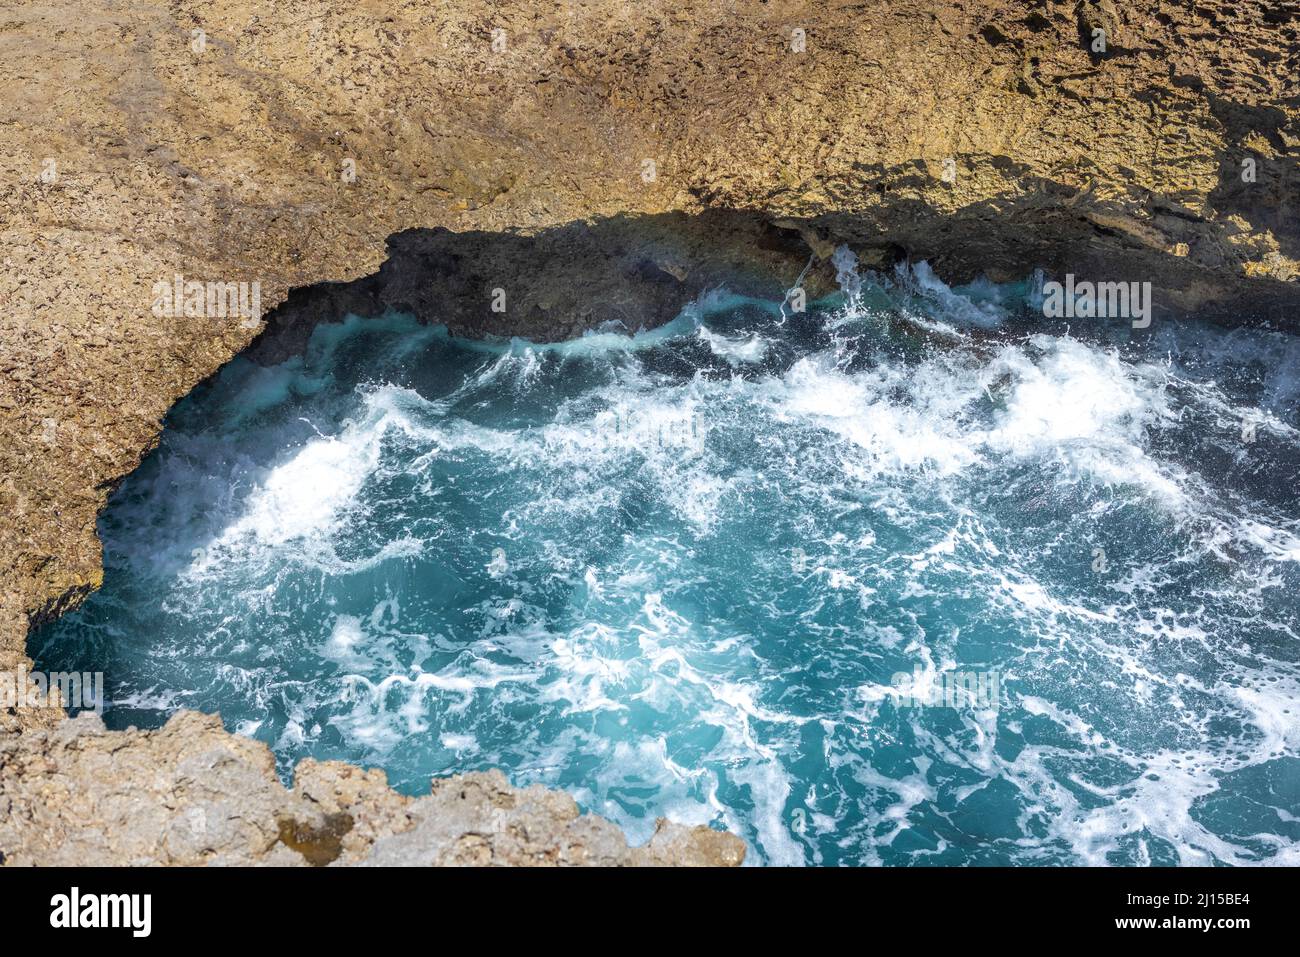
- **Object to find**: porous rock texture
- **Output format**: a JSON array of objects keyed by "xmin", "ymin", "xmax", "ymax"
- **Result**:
[
  {"xmin": 1, "ymin": 0, "xmax": 1298, "ymax": 864},
  {"xmin": 0, "ymin": 711, "xmax": 745, "ymax": 866}
]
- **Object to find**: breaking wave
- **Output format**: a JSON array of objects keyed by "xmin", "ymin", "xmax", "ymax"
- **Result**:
[{"xmin": 33, "ymin": 257, "xmax": 1300, "ymax": 866}]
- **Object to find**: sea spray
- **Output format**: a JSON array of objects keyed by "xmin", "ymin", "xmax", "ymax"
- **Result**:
[{"xmin": 33, "ymin": 268, "xmax": 1300, "ymax": 866}]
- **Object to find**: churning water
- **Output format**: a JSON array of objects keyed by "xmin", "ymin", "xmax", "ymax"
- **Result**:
[{"xmin": 33, "ymin": 257, "xmax": 1300, "ymax": 865}]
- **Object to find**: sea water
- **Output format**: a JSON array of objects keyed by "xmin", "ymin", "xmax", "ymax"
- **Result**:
[{"xmin": 33, "ymin": 258, "xmax": 1300, "ymax": 865}]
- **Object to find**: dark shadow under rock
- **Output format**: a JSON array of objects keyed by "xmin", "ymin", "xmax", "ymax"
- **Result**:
[{"xmin": 246, "ymin": 210, "xmax": 841, "ymax": 364}]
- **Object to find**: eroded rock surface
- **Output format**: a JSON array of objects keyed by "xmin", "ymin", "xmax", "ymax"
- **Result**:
[
  {"xmin": 1, "ymin": 0, "xmax": 1298, "ymax": 864},
  {"xmin": 0, "ymin": 711, "xmax": 744, "ymax": 866}
]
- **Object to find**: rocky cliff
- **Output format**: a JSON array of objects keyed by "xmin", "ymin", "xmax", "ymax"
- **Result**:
[{"xmin": 1, "ymin": 0, "xmax": 1297, "ymax": 864}]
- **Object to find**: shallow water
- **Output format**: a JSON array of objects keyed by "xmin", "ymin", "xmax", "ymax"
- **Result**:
[{"xmin": 34, "ymin": 259, "xmax": 1300, "ymax": 865}]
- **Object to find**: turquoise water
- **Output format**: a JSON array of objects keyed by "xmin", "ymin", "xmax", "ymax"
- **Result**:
[{"xmin": 33, "ymin": 259, "xmax": 1300, "ymax": 865}]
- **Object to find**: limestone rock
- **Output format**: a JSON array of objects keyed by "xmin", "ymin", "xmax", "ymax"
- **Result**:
[
  {"xmin": 0, "ymin": 711, "xmax": 745, "ymax": 866},
  {"xmin": 1, "ymin": 0, "xmax": 1297, "ymax": 865}
]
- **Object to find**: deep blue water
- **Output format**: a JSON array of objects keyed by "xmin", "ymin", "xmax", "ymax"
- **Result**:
[{"xmin": 33, "ymin": 259, "xmax": 1300, "ymax": 865}]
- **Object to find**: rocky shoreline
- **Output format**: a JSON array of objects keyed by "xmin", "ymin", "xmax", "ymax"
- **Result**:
[
  {"xmin": 2, "ymin": 0, "xmax": 1297, "ymax": 864},
  {"xmin": 0, "ymin": 712, "xmax": 744, "ymax": 866}
]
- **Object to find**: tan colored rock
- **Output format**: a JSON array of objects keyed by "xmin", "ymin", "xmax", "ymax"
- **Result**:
[
  {"xmin": 359, "ymin": 770, "xmax": 744, "ymax": 867},
  {"xmin": 0, "ymin": 711, "xmax": 744, "ymax": 866},
  {"xmin": 1, "ymin": 0, "xmax": 1297, "ymax": 865}
]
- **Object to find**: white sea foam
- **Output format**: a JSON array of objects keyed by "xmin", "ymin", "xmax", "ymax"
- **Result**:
[
  {"xmin": 46, "ymin": 261, "xmax": 1300, "ymax": 868},
  {"xmin": 697, "ymin": 326, "xmax": 769, "ymax": 364}
]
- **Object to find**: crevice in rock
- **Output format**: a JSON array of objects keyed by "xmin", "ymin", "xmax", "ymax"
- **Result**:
[
  {"xmin": 243, "ymin": 202, "xmax": 1300, "ymax": 376},
  {"xmin": 244, "ymin": 209, "xmax": 843, "ymax": 366}
]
